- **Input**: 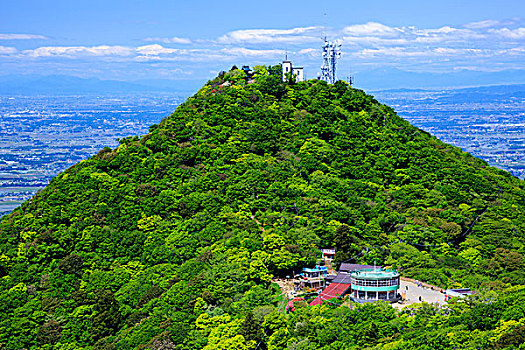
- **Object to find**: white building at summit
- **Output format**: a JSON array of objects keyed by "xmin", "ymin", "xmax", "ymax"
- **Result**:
[{"xmin": 282, "ymin": 60, "xmax": 304, "ymax": 82}]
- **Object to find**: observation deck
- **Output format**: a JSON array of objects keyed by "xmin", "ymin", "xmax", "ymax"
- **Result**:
[{"xmin": 349, "ymin": 268, "xmax": 400, "ymax": 302}]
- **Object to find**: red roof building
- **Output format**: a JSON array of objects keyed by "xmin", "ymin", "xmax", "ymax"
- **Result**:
[{"xmin": 309, "ymin": 282, "xmax": 351, "ymax": 306}]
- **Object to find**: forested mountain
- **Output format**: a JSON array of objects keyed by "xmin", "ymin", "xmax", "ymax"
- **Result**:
[{"xmin": 1, "ymin": 66, "xmax": 525, "ymax": 349}]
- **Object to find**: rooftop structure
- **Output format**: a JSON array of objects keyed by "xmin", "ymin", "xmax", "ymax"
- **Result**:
[
  {"xmin": 301, "ymin": 265, "xmax": 328, "ymax": 276},
  {"xmin": 339, "ymin": 263, "xmax": 381, "ymax": 274},
  {"xmin": 296, "ymin": 265, "xmax": 328, "ymax": 290}
]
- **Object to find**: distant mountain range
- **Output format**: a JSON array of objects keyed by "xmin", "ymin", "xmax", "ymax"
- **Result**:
[
  {"xmin": 0, "ymin": 75, "xmax": 206, "ymax": 95},
  {"xmin": 1, "ymin": 68, "xmax": 525, "ymax": 95},
  {"xmin": 357, "ymin": 67, "xmax": 525, "ymax": 91}
]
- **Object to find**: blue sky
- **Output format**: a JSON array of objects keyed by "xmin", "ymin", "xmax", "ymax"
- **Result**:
[{"xmin": 1, "ymin": 0, "xmax": 525, "ymax": 87}]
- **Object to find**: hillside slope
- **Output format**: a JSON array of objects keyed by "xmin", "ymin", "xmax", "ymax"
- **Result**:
[{"xmin": 1, "ymin": 66, "xmax": 525, "ymax": 349}]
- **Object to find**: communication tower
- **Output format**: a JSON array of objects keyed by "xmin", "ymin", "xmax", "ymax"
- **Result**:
[{"xmin": 319, "ymin": 37, "xmax": 341, "ymax": 84}]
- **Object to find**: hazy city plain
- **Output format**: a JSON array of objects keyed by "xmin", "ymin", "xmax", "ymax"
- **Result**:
[
  {"xmin": 375, "ymin": 85, "xmax": 525, "ymax": 179},
  {"xmin": 0, "ymin": 93, "xmax": 185, "ymax": 216}
]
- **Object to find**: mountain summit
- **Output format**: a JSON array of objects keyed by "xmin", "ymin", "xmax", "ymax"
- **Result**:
[{"xmin": 1, "ymin": 66, "xmax": 524, "ymax": 349}]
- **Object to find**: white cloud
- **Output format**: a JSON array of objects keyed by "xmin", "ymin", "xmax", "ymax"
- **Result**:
[
  {"xmin": 136, "ymin": 44, "xmax": 180, "ymax": 55},
  {"xmin": 341, "ymin": 23, "xmax": 491, "ymax": 47},
  {"xmin": 432, "ymin": 48, "xmax": 484, "ymax": 56},
  {"xmin": 133, "ymin": 44, "xmax": 285, "ymax": 62},
  {"xmin": 414, "ymin": 26, "xmax": 459, "ymax": 37},
  {"xmin": 221, "ymin": 47, "xmax": 284, "ymax": 57},
  {"xmin": 2, "ymin": 20, "xmax": 524, "ymax": 77},
  {"xmin": 143, "ymin": 36, "xmax": 191, "ymax": 44},
  {"xmin": 343, "ymin": 22, "xmax": 399, "ymax": 37},
  {"xmin": 489, "ymin": 27, "xmax": 525, "ymax": 39},
  {"xmin": 24, "ymin": 45, "xmax": 133, "ymax": 58},
  {"xmin": 413, "ymin": 26, "xmax": 484, "ymax": 44},
  {"xmin": 495, "ymin": 47, "xmax": 525, "ymax": 55},
  {"xmin": 464, "ymin": 20, "xmax": 501, "ymax": 29},
  {"xmin": 0, "ymin": 34, "xmax": 47, "ymax": 40},
  {"xmin": 358, "ymin": 47, "xmax": 428, "ymax": 58},
  {"xmin": 217, "ymin": 26, "xmax": 320, "ymax": 44},
  {"xmin": 357, "ymin": 47, "xmax": 492, "ymax": 59},
  {"xmin": 298, "ymin": 48, "xmax": 317, "ymax": 55},
  {"xmin": 343, "ymin": 36, "xmax": 408, "ymax": 46},
  {"xmin": 0, "ymin": 46, "xmax": 17, "ymax": 54}
]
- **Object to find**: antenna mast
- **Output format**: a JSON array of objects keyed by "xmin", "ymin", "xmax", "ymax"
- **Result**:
[
  {"xmin": 320, "ymin": 38, "xmax": 341, "ymax": 84},
  {"xmin": 318, "ymin": 12, "xmax": 342, "ymax": 84}
]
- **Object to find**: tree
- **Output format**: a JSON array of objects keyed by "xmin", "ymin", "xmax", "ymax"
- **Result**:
[
  {"xmin": 37, "ymin": 320, "xmax": 62, "ymax": 346},
  {"xmin": 91, "ymin": 290, "xmax": 122, "ymax": 341},
  {"xmin": 58, "ymin": 254, "xmax": 84, "ymax": 276},
  {"xmin": 333, "ymin": 224, "xmax": 361, "ymax": 266},
  {"xmin": 240, "ymin": 311, "xmax": 264, "ymax": 344}
]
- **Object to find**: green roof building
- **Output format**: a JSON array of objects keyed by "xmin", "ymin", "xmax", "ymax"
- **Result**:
[{"xmin": 349, "ymin": 268, "xmax": 400, "ymax": 302}]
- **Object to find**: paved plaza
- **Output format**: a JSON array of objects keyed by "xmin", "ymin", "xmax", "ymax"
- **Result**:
[{"xmin": 393, "ymin": 279, "xmax": 447, "ymax": 309}]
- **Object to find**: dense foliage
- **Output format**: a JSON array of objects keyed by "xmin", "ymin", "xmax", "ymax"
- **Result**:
[{"xmin": 1, "ymin": 65, "xmax": 525, "ymax": 349}]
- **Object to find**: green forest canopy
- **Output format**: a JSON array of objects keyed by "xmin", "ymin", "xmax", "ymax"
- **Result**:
[{"xmin": 1, "ymin": 65, "xmax": 525, "ymax": 349}]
